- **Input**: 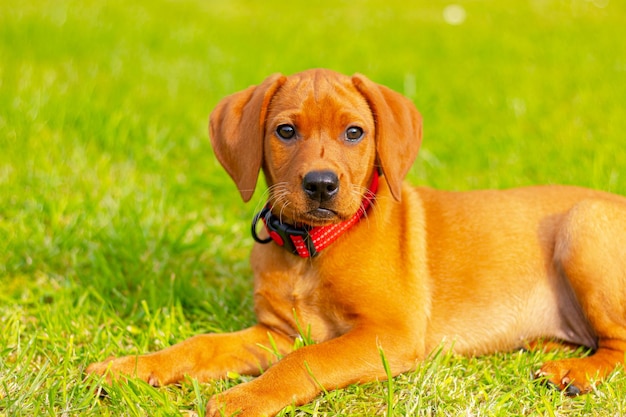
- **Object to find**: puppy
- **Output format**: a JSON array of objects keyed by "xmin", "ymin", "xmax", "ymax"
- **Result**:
[{"xmin": 87, "ymin": 69, "xmax": 626, "ymax": 416}]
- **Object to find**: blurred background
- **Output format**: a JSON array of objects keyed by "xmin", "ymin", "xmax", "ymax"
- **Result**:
[{"xmin": 1, "ymin": 0, "xmax": 625, "ymax": 414}]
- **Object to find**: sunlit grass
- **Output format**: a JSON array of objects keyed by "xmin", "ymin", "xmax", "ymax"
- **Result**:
[{"xmin": 1, "ymin": 0, "xmax": 626, "ymax": 415}]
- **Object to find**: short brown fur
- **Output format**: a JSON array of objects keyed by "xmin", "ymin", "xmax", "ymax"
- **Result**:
[{"xmin": 87, "ymin": 69, "xmax": 626, "ymax": 416}]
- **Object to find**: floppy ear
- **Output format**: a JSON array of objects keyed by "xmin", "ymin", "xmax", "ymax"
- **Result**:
[
  {"xmin": 209, "ymin": 74, "xmax": 286, "ymax": 202},
  {"xmin": 352, "ymin": 73, "xmax": 423, "ymax": 201}
]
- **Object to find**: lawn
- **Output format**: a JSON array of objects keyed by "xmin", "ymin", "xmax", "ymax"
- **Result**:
[{"xmin": 1, "ymin": 0, "xmax": 626, "ymax": 415}]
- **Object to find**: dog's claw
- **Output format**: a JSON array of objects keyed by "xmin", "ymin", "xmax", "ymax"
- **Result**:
[
  {"xmin": 147, "ymin": 374, "xmax": 160, "ymax": 387},
  {"xmin": 533, "ymin": 369, "xmax": 553, "ymax": 384},
  {"xmin": 534, "ymin": 368, "xmax": 583, "ymax": 396},
  {"xmin": 564, "ymin": 383, "xmax": 582, "ymax": 396},
  {"xmin": 535, "ymin": 372, "xmax": 559, "ymax": 390}
]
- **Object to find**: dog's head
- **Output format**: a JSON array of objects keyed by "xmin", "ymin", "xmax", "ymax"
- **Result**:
[{"xmin": 209, "ymin": 69, "xmax": 422, "ymax": 226}]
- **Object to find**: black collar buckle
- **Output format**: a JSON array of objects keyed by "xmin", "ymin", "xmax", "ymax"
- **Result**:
[{"xmin": 251, "ymin": 206, "xmax": 318, "ymax": 257}]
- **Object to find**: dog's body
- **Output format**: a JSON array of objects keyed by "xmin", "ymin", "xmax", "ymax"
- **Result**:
[{"xmin": 87, "ymin": 69, "xmax": 626, "ymax": 416}]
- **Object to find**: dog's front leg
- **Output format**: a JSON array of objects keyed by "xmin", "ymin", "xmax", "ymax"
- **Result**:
[
  {"xmin": 85, "ymin": 324, "xmax": 294, "ymax": 387},
  {"xmin": 206, "ymin": 327, "xmax": 417, "ymax": 417}
]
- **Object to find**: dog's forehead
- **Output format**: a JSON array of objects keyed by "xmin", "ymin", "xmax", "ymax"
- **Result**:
[{"xmin": 268, "ymin": 70, "xmax": 372, "ymax": 123}]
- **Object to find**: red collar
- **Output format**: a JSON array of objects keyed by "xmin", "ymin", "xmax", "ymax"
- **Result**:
[{"xmin": 252, "ymin": 171, "xmax": 379, "ymax": 258}]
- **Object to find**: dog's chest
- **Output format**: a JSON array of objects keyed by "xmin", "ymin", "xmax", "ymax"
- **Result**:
[{"xmin": 252, "ymin": 248, "xmax": 352, "ymax": 342}]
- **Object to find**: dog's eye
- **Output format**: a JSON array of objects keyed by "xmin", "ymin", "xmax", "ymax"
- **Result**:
[
  {"xmin": 276, "ymin": 124, "xmax": 296, "ymax": 140},
  {"xmin": 345, "ymin": 126, "xmax": 364, "ymax": 142}
]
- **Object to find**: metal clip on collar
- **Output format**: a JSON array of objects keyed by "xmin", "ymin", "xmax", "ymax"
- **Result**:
[{"xmin": 251, "ymin": 205, "xmax": 317, "ymax": 257}]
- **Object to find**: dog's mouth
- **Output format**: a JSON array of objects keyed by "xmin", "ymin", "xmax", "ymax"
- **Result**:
[
  {"xmin": 305, "ymin": 207, "xmax": 339, "ymax": 222},
  {"xmin": 272, "ymin": 203, "xmax": 347, "ymax": 227},
  {"xmin": 267, "ymin": 184, "xmax": 363, "ymax": 227}
]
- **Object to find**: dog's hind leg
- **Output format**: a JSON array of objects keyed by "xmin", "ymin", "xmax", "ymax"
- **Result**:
[
  {"xmin": 525, "ymin": 339, "xmax": 581, "ymax": 353},
  {"xmin": 538, "ymin": 198, "xmax": 626, "ymax": 395}
]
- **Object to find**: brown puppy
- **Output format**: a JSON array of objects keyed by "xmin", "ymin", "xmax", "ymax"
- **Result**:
[{"xmin": 87, "ymin": 69, "xmax": 626, "ymax": 416}]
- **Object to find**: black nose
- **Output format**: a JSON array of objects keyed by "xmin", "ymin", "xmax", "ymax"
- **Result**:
[{"xmin": 302, "ymin": 170, "xmax": 339, "ymax": 203}]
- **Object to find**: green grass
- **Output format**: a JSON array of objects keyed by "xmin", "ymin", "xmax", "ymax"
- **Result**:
[{"xmin": 2, "ymin": 0, "xmax": 626, "ymax": 415}]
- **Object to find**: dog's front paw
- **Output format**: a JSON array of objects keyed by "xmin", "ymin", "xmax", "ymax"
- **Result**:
[
  {"xmin": 206, "ymin": 383, "xmax": 287, "ymax": 417},
  {"xmin": 85, "ymin": 355, "xmax": 166, "ymax": 387},
  {"xmin": 206, "ymin": 391, "xmax": 262, "ymax": 417}
]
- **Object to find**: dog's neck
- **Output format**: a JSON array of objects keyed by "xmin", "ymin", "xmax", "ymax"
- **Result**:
[{"xmin": 252, "ymin": 171, "xmax": 379, "ymax": 258}]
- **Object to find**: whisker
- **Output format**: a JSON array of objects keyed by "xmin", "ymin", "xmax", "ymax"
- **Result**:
[
  {"xmin": 253, "ymin": 187, "xmax": 273, "ymax": 215},
  {"xmin": 263, "ymin": 182, "xmax": 297, "ymax": 224},
  {"xmin": 350, "ymin": 182, "xmax": 387, "ymax": 230},
  {"xmin": 370, "ymin": 195, "xmax": 390, "ymax": 229},
  {"xmin": 278, "ymin": 201, "xmax": 291, "ymax": 223},
  {"xmin": 349, "ymin": 184, "xmax": 372, "ymax": 228}
]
